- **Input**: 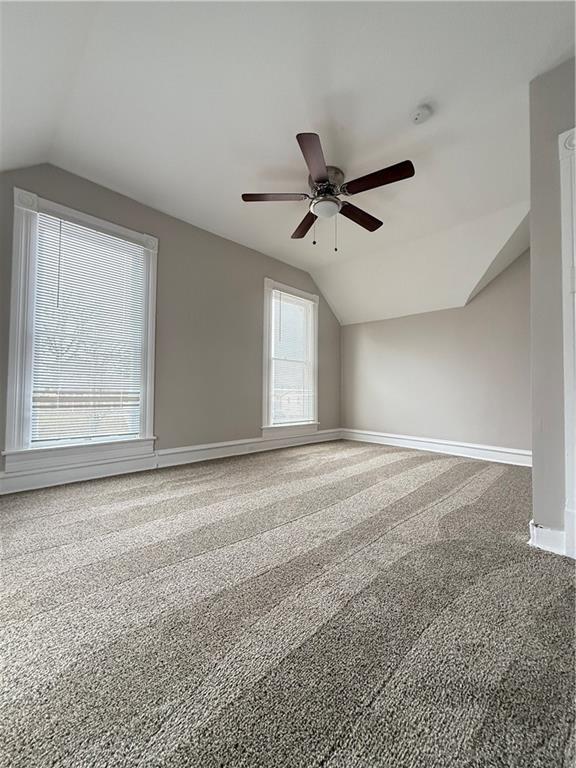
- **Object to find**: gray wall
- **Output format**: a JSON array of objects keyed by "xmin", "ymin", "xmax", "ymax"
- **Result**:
[
  {"xmin": 0, "ymin": 164, "xmax": 341, "ymax": 452},
  {"xmin": 341, "ymin": 252, "xmax": 531, "ymax": 449},
  {"xmin": 530, "ymin": 57, "xmax": 575, "ymax": 530}
]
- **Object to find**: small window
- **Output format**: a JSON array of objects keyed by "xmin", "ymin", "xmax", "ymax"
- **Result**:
[
  {"xmin": 6, "ymin": 189, "xmax": 157, "ymax": 452},
  {"xmin": 263, "ymin": 278, "xmax": 318, "ymax": 433}
]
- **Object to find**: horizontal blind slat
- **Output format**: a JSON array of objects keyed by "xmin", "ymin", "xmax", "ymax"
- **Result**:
[{"xmin": 31, "ymin": 212, "xmax": 148, "ymax": 445}]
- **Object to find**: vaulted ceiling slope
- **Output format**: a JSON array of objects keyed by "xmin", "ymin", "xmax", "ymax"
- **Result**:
[{"xmin": 1, "ymin": 2, "xmax": 573, "ymax": 324}]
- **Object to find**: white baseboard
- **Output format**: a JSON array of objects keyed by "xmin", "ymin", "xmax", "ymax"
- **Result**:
[
  {"xmin": 341, "ymin": 429, "xmax": 532, "ymax": 467},
  {"xmin": 155, "ymin": 429, "xmax": 340, "ymax": 468},
  {"xmin": 529, "ymin": 519, "xmax": 567, "ymax": 557},
  {"xmin": 0, "ymin": 426, "xmax": 532, "ymax": 495},
  {"xmin": 0, "ymin": 429, "xmax": 341, "ymax": 494},
  {"xmin": 0, "ymin": 455, "xmax": 158, "ymax": 495}
]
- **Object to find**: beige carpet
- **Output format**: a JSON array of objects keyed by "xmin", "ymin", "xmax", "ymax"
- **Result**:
[{"xmin": 0, "ymin": 440, "xmax": 574, "ymax": 767}]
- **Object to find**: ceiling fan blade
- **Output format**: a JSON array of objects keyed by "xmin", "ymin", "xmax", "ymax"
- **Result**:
[
  {"xmin": 339, "ymin": 201, "xmax": 383, "ymax": 232},
  {"xmin": 296, "ymin": 133, "xmax": 329, "ymax": 184},
  {"xmin": 242, "ymin": 193, "xmax": 308, "ymax": 202},
  {"xmin": 343, "ymin": 160, "xmax": 415, "ymax": 196},
  {"xmin": 291, "ymin": 211, "xmax": 317, "ymax": 239}
]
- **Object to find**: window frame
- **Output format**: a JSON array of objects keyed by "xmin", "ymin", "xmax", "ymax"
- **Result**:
[
  {"xmin": 262, "ymin": 277, "xmax": 319, "ymax": 438},
  {"xmin": 4, "ymin": 188, "xmax": 158, "ymax": 460}
]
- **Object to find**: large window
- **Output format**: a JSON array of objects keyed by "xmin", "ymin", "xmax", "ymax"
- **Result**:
[
  {"xmin": 263, "ymin": 278, "xmax": 318, "ymax": 433},
  {"xmin": 6, "ymin": 189, "xmax": 157, "ymax": 455}
]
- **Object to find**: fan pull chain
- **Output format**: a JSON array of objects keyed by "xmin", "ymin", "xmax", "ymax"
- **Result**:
[
  {"xmin": 334, "ymin": 215, "xmax": 338, "ymax": 252},
  {"xmin": 312, "ymin": 220, "xmax": 317, "ymax": 245}
]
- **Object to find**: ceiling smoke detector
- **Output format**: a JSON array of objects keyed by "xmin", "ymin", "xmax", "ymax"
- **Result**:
[{"xmin": 411, "ymin": 104, "xmax": 433, "ymax": 125}]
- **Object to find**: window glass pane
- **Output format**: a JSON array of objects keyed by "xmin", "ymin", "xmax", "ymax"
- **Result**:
[
  {"xmin": 269, "ymin": 288, "xmax": 315, "ymax": 425},
  {"xmin": 271, "ymin": 359, "xmax": 314, "ymax": 424},
  {"xmin": 272, "ymin": 293, "xmax": 307, "ymax": 361},
  {"xmin": 31, "ymin": 213, "xmax": 147, "ymax": 445}
]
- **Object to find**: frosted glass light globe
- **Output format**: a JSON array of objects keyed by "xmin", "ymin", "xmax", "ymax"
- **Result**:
[{"xmin": 311, "ymin": 196, "xmax": 341, "ymax": 218}]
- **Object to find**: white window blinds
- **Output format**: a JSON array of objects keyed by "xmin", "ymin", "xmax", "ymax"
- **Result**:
[
  {"xmin": 269, "ymin": 288, "xmax": 316, "ymax": 425},
  {"xmin": 30, "ymin": 212, "xmax": 148, "ymax": 446}
]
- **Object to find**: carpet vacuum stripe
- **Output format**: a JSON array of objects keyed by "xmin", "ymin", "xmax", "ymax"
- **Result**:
[{"xmin": 0, "ymin": 441, "xmax": 573, "ymax": 768}]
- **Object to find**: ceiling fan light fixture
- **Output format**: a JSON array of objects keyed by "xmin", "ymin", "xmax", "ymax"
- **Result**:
[
  {"xmin": 241, "ymin": 132, "xmax": 414, "ymax": 239},
  {"xmin": 310, "ymin": 196, "xmax": 341, "ymax": 219}
]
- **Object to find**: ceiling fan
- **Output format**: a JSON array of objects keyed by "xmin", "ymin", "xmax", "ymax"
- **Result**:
[{"xmin": 242, "ymin": 133, "xmax": 415, "ymax": 239}]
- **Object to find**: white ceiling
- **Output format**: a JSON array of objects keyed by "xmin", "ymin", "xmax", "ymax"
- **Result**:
[{"xmin": 1, "ymin": 2, "xmax": 574, "ymax": 323}]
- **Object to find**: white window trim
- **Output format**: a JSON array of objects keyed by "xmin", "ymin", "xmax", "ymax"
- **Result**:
[
  {"xmin": 3, "ymin": 188, "xmax": 158, "ymax": 470},
  {"xmin": 559, "ymin": 128, "xmax": 576, "ymax": 558},
  {"xmin": 262, "ymin": 277, "xmax": 319, "ymax": 438}
]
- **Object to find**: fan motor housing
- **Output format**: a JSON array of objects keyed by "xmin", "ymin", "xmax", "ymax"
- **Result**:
[{"xmin": 308, "ymin": 165, "xmax": 345, "ymax": 194}]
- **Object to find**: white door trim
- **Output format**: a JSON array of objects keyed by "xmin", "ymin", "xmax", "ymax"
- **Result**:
[{"xmin": 559, "ymin": 127, "xmax": 575, "ymax": 558}]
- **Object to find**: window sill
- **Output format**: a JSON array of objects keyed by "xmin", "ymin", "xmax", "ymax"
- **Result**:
[
  {"xmin": 261, "ymin": 423, "xmax": 319, "ymax": 440},
  {"xmin": 2, "ymin": 437, "xmax": 156, "ymax": 474}
]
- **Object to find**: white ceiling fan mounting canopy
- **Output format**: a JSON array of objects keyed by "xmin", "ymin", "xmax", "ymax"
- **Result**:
[{"xmin": 310, "ymin": 196, "xmax": 342, "ymax": 219}]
